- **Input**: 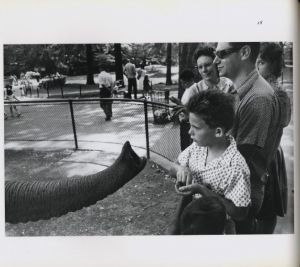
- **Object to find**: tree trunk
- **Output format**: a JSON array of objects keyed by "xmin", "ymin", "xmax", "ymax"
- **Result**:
[
  {"xmin": 114, "ymin": 43, "xmax": 124, "ymax": 82},
  {"xmin": 86, "ymin": 44, "xmax": 95, "ymax": 85},
  {"xmin": 166, "ymin": 43, "xmax": 172, "ymax": 85},
  {"xmin": 178, "ymin": 43, "xmax": 200, "ymax": 99}
]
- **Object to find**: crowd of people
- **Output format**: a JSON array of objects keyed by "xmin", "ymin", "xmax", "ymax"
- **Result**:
[
  {"xmin": 168, "ymin": 42, "xmax": 291, "ymax": 235},
  {"xmin": 97, "ymin": 58, "xmax": 153, "ymax": 121}
]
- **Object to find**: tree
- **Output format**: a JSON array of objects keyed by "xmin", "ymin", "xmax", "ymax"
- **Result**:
[
  {"xmin": 86, "ymin": 44, "xmax": 95, "ymax": 85},
  {"xmin": 166, "ymin": 43, "xmax": 173, "ymax": 85},
  {"xmin": 178, "ymin": 43, "xmax": 200, "ymax": 99},
  {"xmin": 114, "ymin": 43, "xmax": 124, "ymax": 81}
]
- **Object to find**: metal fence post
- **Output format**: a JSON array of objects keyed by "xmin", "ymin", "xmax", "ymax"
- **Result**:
[
  {"xmin": 69, "ymin": 100, "xmax": 78, "ymax": 149},
  {"xmin": 46, "ymin": 83, "xmax": 50, "ymax": 98},
  {"xmin": 144, "ymin": 99, "xmax": 150, "ymax": 159},
  {"xmin": 164, "ymin": 90, "xmax": 169, "ymax": 104},
  {"xmin": 61, "ymin": 86, "xmax": 64, "ymax": 98}
]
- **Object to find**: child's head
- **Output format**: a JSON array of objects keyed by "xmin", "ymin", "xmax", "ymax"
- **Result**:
[
  {"xmin": 179, "ymin": 69, "xmax": 195, "ymax": 89},
  {"xmin": 186, "ymin": 90, "xmax": 235, "ymax": 146},
  {"xmin": 144, "ymin": 75, "xmax": 149, "ymax": 82},
  {"xmin": 179, "ymin": 196, "xmax": 226, "ymax": 235}
]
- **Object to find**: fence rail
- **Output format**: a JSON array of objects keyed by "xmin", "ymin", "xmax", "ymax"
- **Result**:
[{"xmin": 4, "ymin": 98, "xmax": 181, "ymax": 161}]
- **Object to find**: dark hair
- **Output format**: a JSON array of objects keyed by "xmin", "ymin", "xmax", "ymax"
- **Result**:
[
  {"xmin": 179, "ymin": 69, "xmax": 195, "ymax": 82},
  {"xmin": 193, "ymin": 45, "xmax": 215, "ymax": 62},
  {"xmin": 179, "ymin": 197, "xmax": 226, "ymax": 235},
  {"xmin": 186, "ymin": 89, "xmax": 235, "ymax": 132},
  {"xmin": 99, "ymin": 65, "xmax": 108, "ymax": 72},
  {"xmin": 229, "ymin": 42, "xmax": 260, "ymax": 63},
  {"xmin": 259, "ymin": 42, "xmax": 283, "ymax": 78}
]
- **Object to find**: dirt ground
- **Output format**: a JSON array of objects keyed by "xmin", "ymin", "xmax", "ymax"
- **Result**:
[{"xmin": 5, "ymin": 149, "xmax": 181, "ymax": 236}]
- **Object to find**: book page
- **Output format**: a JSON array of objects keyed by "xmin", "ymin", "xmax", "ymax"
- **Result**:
[{"xmin": 0, "ymin": 0, "xmax": 298, "ymax": 266}]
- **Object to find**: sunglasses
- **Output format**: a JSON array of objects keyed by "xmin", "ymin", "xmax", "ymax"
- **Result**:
[{"xmin": 215, "ymin": 48, "xmax": 239, "ymax": 59}]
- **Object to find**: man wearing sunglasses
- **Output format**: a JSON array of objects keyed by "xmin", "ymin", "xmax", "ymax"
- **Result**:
[{"xmin": 214, "ymin": 42, "xmax": 281, "ymax": 234}]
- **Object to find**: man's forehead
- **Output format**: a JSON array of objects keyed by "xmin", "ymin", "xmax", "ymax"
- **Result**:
[{"xmin": 216, "ymin": 42, "xmax": 232, "ymax": 51}]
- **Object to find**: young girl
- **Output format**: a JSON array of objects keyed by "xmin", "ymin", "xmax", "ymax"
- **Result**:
[
  {"xmin": 143, "ymin": 75, "xmax": 152, "ymax": 96},
  {"xmin": 168, "ymin": 90, "xmax": 251, "ymax": 234}
]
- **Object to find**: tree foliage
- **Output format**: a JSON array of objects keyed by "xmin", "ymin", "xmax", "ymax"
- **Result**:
[{"xmin": 4, "ymin": 43, "xmax": 179, "ymax": 86}]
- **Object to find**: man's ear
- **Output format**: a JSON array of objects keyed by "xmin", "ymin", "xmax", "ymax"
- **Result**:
[
  {"xmin": 215, "ymin": 127, "xmax": 225, "ymax": 138},
  {"xmin": 240, "ymin": 45, "xmax": 251, "ymax": 61}
]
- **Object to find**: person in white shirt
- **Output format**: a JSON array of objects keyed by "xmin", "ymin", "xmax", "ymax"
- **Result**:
[
  {"xmin": 124, "ymin": 58, "xmax": 137, "ymax": 99},
  {"xmin": 98, "ymin": 67, "xmax": 113, "ymax": 121}
]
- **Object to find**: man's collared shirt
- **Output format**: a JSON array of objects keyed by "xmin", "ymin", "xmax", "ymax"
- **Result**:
[
  {"xmin": 124, "ymin": 63, "xmax": 137, "ymax": 79},
  {"xmin": 232, "ymin": 70, "xmax": 281, "ymax": 166},
  {"xmin": 178, "ymin": 136, "xmax": 251, "ymax": 207}
]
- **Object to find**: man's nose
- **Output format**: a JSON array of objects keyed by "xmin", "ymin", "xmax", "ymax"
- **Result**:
[{"xmin": 213, "ymin": 56, "xmax": 220, "ymax": 65}]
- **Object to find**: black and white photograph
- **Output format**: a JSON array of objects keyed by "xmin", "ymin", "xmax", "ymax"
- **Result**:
[
  {"xmin": 0, "ymin": 1, "xmax": 298, "ymax": 267},
  {"xmin": 3, "ymin": 42, "xmax": 294, "ymax": 236}
]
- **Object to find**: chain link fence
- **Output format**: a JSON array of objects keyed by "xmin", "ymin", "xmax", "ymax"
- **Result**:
[{"xmin": 4, "ymin": 98, "xmax": 181, "ymax": 162}]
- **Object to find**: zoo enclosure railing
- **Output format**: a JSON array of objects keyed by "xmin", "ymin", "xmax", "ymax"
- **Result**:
[{"xmin": 4, "ymin": 98, "xmax": 181, "ymax": 161}]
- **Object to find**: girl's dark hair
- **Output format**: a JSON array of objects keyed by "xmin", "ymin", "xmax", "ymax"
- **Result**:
[
  {"xmin": 259, "ymin": 42, "xmax": 283, "ymax": 78},
  {"xmin": 186, "ymin": 89, "xmax": 235, "ymax": 132},
  {"xmin": 193, "ymin": 45, "xmax": 215, "ymax": 62},
  {"xmin": 180, "ymin": 197, "xmax": 226, "ymax": 235}
]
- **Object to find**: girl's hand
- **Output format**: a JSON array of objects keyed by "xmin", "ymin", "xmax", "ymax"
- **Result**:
[
  {"xmin": 176, "ymin": 183, "xmax": 203, "ymax": 195},
  {"xmin": 179, "ymin": 184, "xmax": 215, "ymax": 197},
  {"xmin": 175, "ymin": 181, "xmax": 192, "ymax": 196}
]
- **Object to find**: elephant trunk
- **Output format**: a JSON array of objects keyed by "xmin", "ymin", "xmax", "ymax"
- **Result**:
[{"xmin": 5, "ymin": 141, "xmax": 147, "ymax": 224}]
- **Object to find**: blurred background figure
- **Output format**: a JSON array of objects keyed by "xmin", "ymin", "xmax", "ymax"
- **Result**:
[
  {"xmin": 137, "ymin": 64, "xmax": 146, "ymax": 97},
  {"xmin": 98, "ymin": 66, "xmax": 114, "ymax": 121},
  {"xmin": 5, "ymin": 85, "xmax": 21, "ymax": 117},
  {"xmin": 124, "ymin": 58, "xmax": 137, "ymax": 99},
  {"xmin": 143, "ymin": 75, "xmax": 152, "ymax": 98},
  {"xmin": 256, "ymin": 42, "xmax": 291, "ymax": 234}
]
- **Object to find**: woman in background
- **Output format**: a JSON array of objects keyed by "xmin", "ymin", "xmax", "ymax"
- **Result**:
[{"xmin": 256, "ymin": 42, "xmax": 291, "ymax": 234}]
